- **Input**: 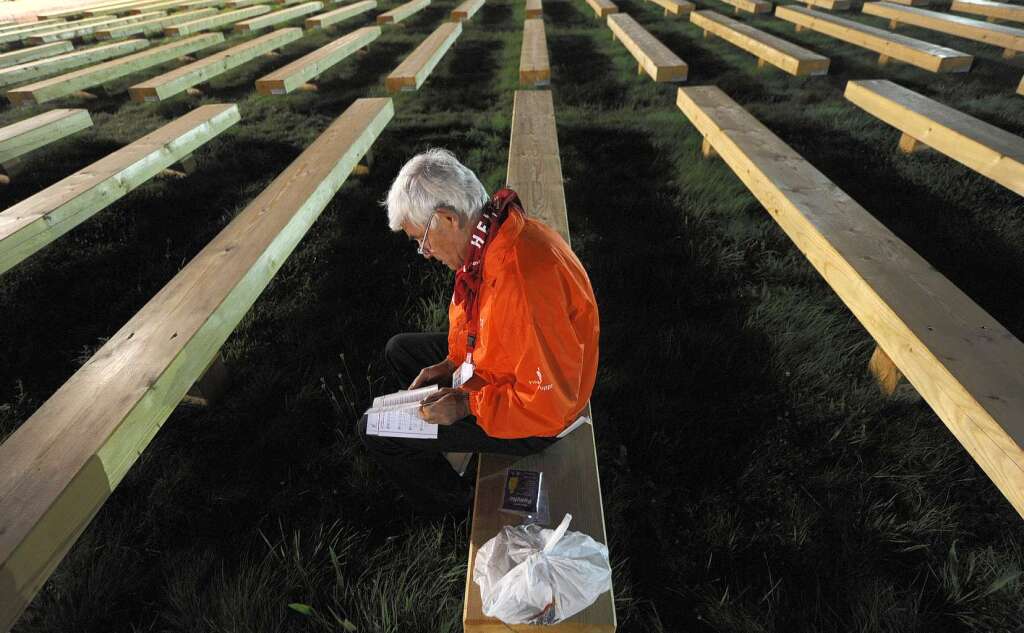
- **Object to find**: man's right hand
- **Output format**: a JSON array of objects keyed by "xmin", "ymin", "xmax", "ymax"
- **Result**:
[{"xmin": 409, "ymin": 358, "xmax": 458, "ymax": 390}]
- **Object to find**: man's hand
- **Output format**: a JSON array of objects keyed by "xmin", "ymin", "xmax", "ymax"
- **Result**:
[
  {"xmin": 419, "ymin": 387, "xmax": 470, "ymax": 426},
  {"xmin": 409, "ymin": 358, "xmax": 457, "ymax": 390}
]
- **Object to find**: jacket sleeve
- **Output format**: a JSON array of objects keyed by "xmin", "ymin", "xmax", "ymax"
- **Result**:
[{"xmin": 467, "ymin": 260, "xmax": 586, "ymax": 439}]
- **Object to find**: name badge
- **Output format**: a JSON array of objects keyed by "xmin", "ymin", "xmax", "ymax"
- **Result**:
[{"xmin": 453, "ymin": 361, "xmax": 474, "ymax": 388}]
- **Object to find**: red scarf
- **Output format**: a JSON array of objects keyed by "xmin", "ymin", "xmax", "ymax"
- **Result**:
[{"xmin": 453, "ymin": 187, "xmax": 524, "ymax": 356}]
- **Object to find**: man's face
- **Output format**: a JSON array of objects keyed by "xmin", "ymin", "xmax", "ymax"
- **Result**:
[{"xmin": 402, "ymin": 209, "xmax": 466, "ymax": 271}]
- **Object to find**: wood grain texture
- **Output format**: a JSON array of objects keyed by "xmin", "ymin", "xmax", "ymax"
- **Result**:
[
  {"xmin": 234, "ymin": 1, "xmax": 322, "ymax": 31},
  {"xmin": 385, "ymin": 20, "xmax": 461, "ymax": 91},
  {"xmin": 0, "ymin": 17, "xmax": 115, "ymax": 44},
  {"xmin": 951, "ymin": 0, "xmax": 1024, "ymax": 24},
  {"xmin": 451, "ymin": 0, "xmax": 484, "ymax": 21},
  {"xmin": 803, "ymin": 0, "xmax": 850, "ymax": 11},
  {"xmin": 305, "ymin": 0, "xmax": 376, "ymax": 28},
  {"xmin": 862, "ymin": 1, "xmax": 1024, "ymax": 53},
  {"xmin": 0, "ymin": 39, "xmax": 149, "ymax": 88},
  {"xmin": 164, "ymin": 5, "xmax": 271, "ymax": 35},
  {"xmin": 95, "ymin": 7, "xmax": 218, "ymax": 38},
  {"xmin": 0, "ymin": 97, "xmax": 392, "ymax": 633},
  {"xmin": 775, "ymin": 5, "xmax": 973, "ymax": 72},
  {"xmin": 130, "ymin": 27, "xmax": 302, "ymax": 101},
  {"xmin": 721, "ymin": 0, "xmax": 772, "ymax": 14},
  {"xmin": 7, "ymin": 33, "xmax": 223, "ymax": 105},
  {"xmin": 608, "ymin": 12, "xmax": 687, "ymax": 81},
  {"xmin": 376, "ymin": 0, "xmax": 429, "ymax": 23},
  {"xmin": 676, "ymin": 84, "xmax": 1024, "ymax": 523},
  {"xmin": 255, "ymin": 25, "xmax": 379, "ymax": 93},
  {"xmin": 691, "ymin": 9, "xmax": 829, "ymax": 75},
  {"xmin": 845, "ymin": 79, "xmax": 1024, "ymax": 196},
  {"xmin": 585, "ymin": 0, "xmax": 618, "ymax": 17},
  {"xmin": 464, "ymin": 89, "xmax": 615, "ymax": 633},
  {"xmin": 646, "ymin": 0, "xmax": 694, "ymax": 16},
  {"xmin": 25, "ymin": 11, "xmax": 165, "ymax": 44},
  {"xmin": 0, "ymin": 108, "xmax": 92, "ymax": 164},
  {"xmin": 526, "ymin": 0, "xmax": 542, "ymax": 17},
  {"xmin": 519, "ymin": 17, "xmax": 549, "ymax": 85},
  {"xmin": 0, "ymin": 41, "xmax": 73, "ymax": 69}
]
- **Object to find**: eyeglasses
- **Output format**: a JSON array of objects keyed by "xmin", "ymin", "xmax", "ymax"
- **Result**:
[{"xmin": 416, "ymin": 210, "xmax": 439, "ymax": 256}]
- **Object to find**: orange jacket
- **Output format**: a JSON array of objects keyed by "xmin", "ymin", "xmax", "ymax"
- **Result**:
[{"xmin": 446, "ymin": 209, "xmax": 599, "ymax": 439}]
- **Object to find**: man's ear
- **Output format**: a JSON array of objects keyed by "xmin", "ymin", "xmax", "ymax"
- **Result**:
[{"xmin": 439, "ymin": 208, "xmax": 463, "ymax": 229}]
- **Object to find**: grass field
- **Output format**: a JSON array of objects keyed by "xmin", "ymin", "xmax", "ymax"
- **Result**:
[{"xmin": 2, "ymin": 0, "xmax": 1024, "ymax": 630}]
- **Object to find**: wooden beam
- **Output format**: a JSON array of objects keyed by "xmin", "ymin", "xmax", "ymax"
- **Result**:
[
  {"xmin": 0, "ymin": 39, "xmax": 150, "ymax": 89},
  {"xmin": 131, "ymin": 27, "xmax": 302, "ymax": 101},
  {"xmin": 691, "ymin": 9, "xmax": 830, "ymax": 75},
  {"xmin": 720, "ymin": 0, "xmax": 772, "ymax": 14},
  {"xmin": 608, "ymin": 12, "xmax": 687, "ymax": 82},
  {"xmin": 234, "ymin": 1, "xmax": 323, "ymax": 32},
  {"xmin": 519, "ymin": 17, "xmax": 550, "ymax": 85},
  {"xmin": 803, "ymin": 0, "xmax": 850, "ymax": 10},
  {"xmin": 525, "ymin": 0, "xmax": 542, "ymax": 17},
  {"xmin": 0, "ymin": 104, "xmax": 239, "ymax": 276},
  {"xmin": 0, "ymin": 17, "xmax": 114, "ymax": 45},
  {"xmin": 951, "ymin": 0, "xmax": 1024, "ymax": 24},
  {"xmin": 585, "ymin": 0, "xmax": 618, "ymax": 17},
  {"xmin": 869, "ymin": 345, "xmax": 905, "ymax": 395},
  {"xmin": 676, "ymin": 84, "xmax": 1024, "ymax": 522},
  {"xmin": 385, "ymin": 21, "xmax": 461, "ymax": 92},
  {"xmin": 95, "ymin": 7, "xmax": 218, "ymax": 39},
  {"xmin": 450, "ymin": 0, "xmax": 484, "ymax": 21},
  {"xmin": 845, "ymin": 79, "xmax": 1024, "ymax": 196},
  {"xmin": 255, "ymin": 25, "xmax": 380, "ymax": 94},
  {"xmin": 7, "ymin": 33, "xmax": 223, "ymax": 108},
  {"xmin": 24, "ymin": 11, "xmax": 167, "ymax": 44},
  {"xmin": 376, "ymin": 0, "xmax": 430, "ymax": 24},
  {"xmin": 0, "ymin": 97, "xmax": 391, "ymax": 633},
  {"xmin": 646, "ymin": 0, "xmax": 694, "ymax": 17},
  {"xmin": 305, "ymin": 0, "xmax": 376, "ymax": 28},
  {"xmin": 0, "ymin": 109, "xmax": 92, "ymax": 165},
  {"xmin": 774, "ymin": 5, "xmax": 974, "ymax": 72},
  {"xmin": 164, "ymin": 5, "xmax": 271, "ymax": 35},
  {"xmin": 862, "ymin": 1, "xmax": 1024, "ymax": 57},
  {"xmin": 0, "ymin": 19, "xmax": 67, "ymax": 35},
  {"xmin": 0, "ymin": 41, "xmax": 73, "ymax": 70}
]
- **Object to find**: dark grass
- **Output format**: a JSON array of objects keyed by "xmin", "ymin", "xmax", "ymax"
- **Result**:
[{"xmin": 2, "ymin": 0, "xmax": 1024, "ymax": 630}]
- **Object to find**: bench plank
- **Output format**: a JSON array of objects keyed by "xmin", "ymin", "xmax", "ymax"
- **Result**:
[
  {"xmin": 862, "ymin": 2, "xmax": 1024, "ymax": 57},
  {"xmin": 376, "ymin": 0, "xmax": 430, "ymax": 23},
  {"xmin": 95, "ymin": 7, "xmax": 219, "ymax": 38},
  {"xmin": 586, "ymin": 0, "xmax": 619, "ymax": 17},
  {"xmin": 234, "ymin": 1, "xmax": 323, "ymax": 31},
  {"xmin": 128, "ymin": 0, "xmax": 225, "ymax": 13},
  {"xmin": 802, "ymin": 0, "xmax": 850, "ymax": 11},
  {"xmin": 0, "ymin": 19, "xmax": 67, "ymax": 34},
  {"xmin": 305, "ymin": 0, "xmax": 376, "ymax": 28},
  {"xmin": 608, "ymin": 12, "xmax": 687, "ymax": 81},
  {"xmin": 692, "ymin": 9, "xmax": 829, "ymax": 75},
  {"xmin": 165, "ymin": 5, "xmax": 271, "ymax": 35},
  {"xmin": 526, "ymin": 0, "xmax": 542, "ymax": 17},
  {"xmin": 451, "ymin": 0, "xmax": 484, "ymax": 21},
  {"xmin": 0, "ymin": 40, "xmax": 150, "ymax": 89},
  {"xmin": 720, "ymin": 0, "xmax": 772, "ymax": 14},
  {"xmin": 130, "ymin": 27, "xmax": 302, "ymax": 101},
  {"xmin": 255, "ymin": 25, "xmax": 380, "ymax": 93},
  {"xmin": 0, "ymin": 103, "xmax": 238, "ymax": 276},
  {"xmin": 463, "ymin": 88, "xmax": 616, "ymax": 633},
  {"xmin": 775, "ymin": 5, "xmax": 973, "ymax": 72},
  {"xmin": 0, "ymin": 41, "xmax": 73, "ymax": 69},
  {"xmin": 385, "ymin": 21, "xmax": 461, "ymax": 91},
  {"xmin": 520, "ymin": 17, "xmax": 550, "ymax": 85},
  {"xmin": 951, "ymin": 0, "xmax": 1024, "ymax": 24},
  {"xmin": 845, "ymin": 79, "xmax": 1024, "ymax": 196},
  {"xmin": 647, "ymin": 0, "xmax": 695, "ymax": 16},
  {"xmin": 676, "ymin": 83, "xmax": 1024, "ymax": 523},
  {"xmin": 7, "ymin": 33, "xmax": 223, "ymax": 105},
  {"xmin": 0, "ymin": 109, "xmax": 92, "ymax": 164},
  {"xmin": 25, "ymin": 11, "xmax": 166, "ymax": 44},
  {"xmin": 0, "ymin": 97, "xmax": 392, "ymax": 633},
  {"xmin": 0, "ymin": 17, "xmax": 116, "ymax": 44}
]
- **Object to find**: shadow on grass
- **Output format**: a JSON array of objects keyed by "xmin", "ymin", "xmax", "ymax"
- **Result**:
[{"xmin": 549, "ymin": 33, "xmax": 629, "ymax": 109}]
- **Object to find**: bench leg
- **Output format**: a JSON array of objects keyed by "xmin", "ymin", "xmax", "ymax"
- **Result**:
[
  {"xmin": 877, "ymin": 53, "xmax": 891, "ymax": 66},
  {"xmin": 178, "ymin": 55, "xmax": 197, "ymax": 63},
  {"xmin": 868, "ymin": 345, "xmax": 903, "ymax": 396},
  {"xmin": 160, "ymin": 153, "xmax": 198, "ymax": 179},
  {"xmin": 0, "ymin": 157, "xmax": 21, "ymax": 185},
  {"xmin": 701, "ymin": 137, "xmax": 718, "ymax": 159},
  {"xmin": 637, "ymin": 61, "xmax": 644, "ymax": 76},
  {"xmin": 795, "ymin": 24, "xmax": 805, "ymax": 32},
  {"xmin": 354, "ymin": 148, "xmax": 374, "ymax": 176},
  {"xmin": 703, "ymin": 29, "xmax": 712, "ymax": 39},
  {"xmin": 986, "ymin": 15, "xmax": 1000, "ymax": 23},
  {"xmin": 183, "ymin": 353, "xmax": 231, "ymax": 406},
  {"xmin": 296, "ymin": 81, "xmax": 318, "ymax": 92},
  {"xmin": 1002, "ymin": 48, "xmax": 1018, "ymax": 59},
  {"xmin": 897, "ymin": 132, "xmax": 930, "ymax": 155},
  {"xmin": 756, "ymin": 57, "xmax": 767, "ymax": 69},
  {"xmin": 888, "ymin": 18, "xmax": 899, "ymax": 29}
]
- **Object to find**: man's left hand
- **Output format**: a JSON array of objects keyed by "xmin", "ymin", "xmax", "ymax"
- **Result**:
[{"xmin": 419, "ymin": 388, "xmax": 470, "ymax": 426}]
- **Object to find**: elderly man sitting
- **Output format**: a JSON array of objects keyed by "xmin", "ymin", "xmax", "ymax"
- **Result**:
[{"xmin": 356, "ymin": 148, "xmax": 599, "ymax": 514}]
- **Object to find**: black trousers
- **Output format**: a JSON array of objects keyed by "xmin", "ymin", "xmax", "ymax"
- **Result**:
[{"xmin": 356, "ymin": 332, "xmax": 557, "ymax": 513}]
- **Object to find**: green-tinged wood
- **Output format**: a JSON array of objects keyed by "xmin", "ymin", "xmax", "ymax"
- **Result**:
[
  {"xmin": 165, "ymin": 5, "xmax": 271, "ymax": 35},
  {"xmin": 25, "ymin": 11, "xmax": 166, "ymax": 44},
  {"xmin": 0, "ymin": 97, "xmax": 390, "ymax": 633},
  {"xmin": 0, "ymin": 18, "xmax": 67, "ymax": 35},
  {"xmin": 96, "ymin": 8, "xmax": 218, "ymax": 39},
  {"xmin": 376, "ymin": 0, "xmax": 429, "ymax": 24},
  {"xmin": 305, "ymin": 0, "xmax": 376, "ymax": 28},
  {"xmin": 0, "ymin": 109, "xmax": 92, "ymax": 164},
  {"xmin": 7, "ymin": 33, "xmax": 223, "ymax": 105},
  {"xmin": 225, "ymin": 0, "xmax": 264, "ymax": 7},
  {"xmin": 385, "ymin": 20, "xmax": 461, "ymax": 91},
  {"xmin": 451, "ymin": 0, "xmax": 483, "ymax": 21},
  {"xmin": 0, "ymin": 39, "xmax": 150, "ymax": 89},
  {"xmin": 130, "ymin": 27, "xmax": 302, "ymax": 101},
  {"xmin": 0, "ymin": 17, "xmax": 113, "ymax": 45},
  {"xmin": 234, "ymin": 2, "xmax": 322, "ymax": 32},
  {"xmin": 0, "ymin": 41, "xmax": 73, "ymax": 69},
  {"xmin": 256, "ymin": 25, "xmax": 379, "ymax": 93}
]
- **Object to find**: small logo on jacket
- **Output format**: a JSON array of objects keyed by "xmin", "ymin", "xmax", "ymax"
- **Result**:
[{"xmin": 528, "ymin": 367, "xmax": 554, "ymax": 391}]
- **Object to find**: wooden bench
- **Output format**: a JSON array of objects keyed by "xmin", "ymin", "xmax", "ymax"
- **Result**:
[
  {"xmin": 451, "ymin": 0, "xmax": 484, "ymax": 21},
  {"xmin": 775, "ymin": 5, "xmax": 973, "ymax": 72},
  {"xmin": 802, "ymin": 0, "xmax": 850, "ymax": 11},
  {"xmin": 951, "ymin": 0, "xmax": 1024, "ymax": 24},
  {"xmin": 0, "ymin": 109, "xmax": 91, "ymax": 173},
  {"xmin": 0, "ymin": 97, "xmax": 392, "ymax": 633},
  {"xmin": 376, "ymin": 0, "xmax": 430, "ymax": 24},
  {"xmin": 37, "ymin": 7, "xmax": 89, "ymax": 20},
  {"xmin": 0, "ymin": 39, "xmax": 150, "ymax": 89},
  {"xmin": 255, "ymin": 25, "xmax": 379, "ymax": 93},
  {"xmin": 0, "ymin": 103, "xmax": 237, "ymax": 277},
  {"xmin": 385, "ymin": 21, "xmax": 461, "ymax": 91},
  {"xmin": 128, "ymin": 0, "xmax": 221, "ymax": 13},
  {"xmin": 83, "ymin": 0, "xmax": 169, "ymax": 16},
  {"xmin": 95, "ymin": 7, "xmax": 218, "ymax": 38},
  {"xmin": 586, "ymin": 0, "xmax": 618, "ymax": 17},
  {"xmin": 692, "ymin": 9, "xmax": 830, "ymax": 75},
  {"xmin": 862, "ymin": 1, "xmax": 1024, "ymax": 58},
  {"xmin": 25, "ymin": 11, "xmax": 166, "ymax": 44},
  {"xmin": 0, "ymin": 18, "xmax": 67, "ymax": 34},
  {"xmin": 0, "ymin": 17, "xmax": 114, "ymax": 44},
  {"xmin": 676, "ymin": 82, "xmax": 1024, "ymax": 523},
  {"xmin": 845, "ymin": 79, "xmax": 1024, "ymax": 196},
  {"xmin": 608, "ymin": 12, "xmax": 687, "ymax": 81},
  {"xmin": 234, "ymin": 1, "xmax": 323, "ymax": 31},
  {"xmin": 165, "ymin": 5, "xmax": 271, "ymax": 35},
  {"xmin": 520, "ymin": 17, "xmax": 550, "ymax": 85},
  {"xmin": 720, "ymin": 0, "xmax": 772, "ymax": 15},
  {"xmin": 463, "ymin": 88, "xmax": 616, "ymax": 633},
  {"xmin": 7, "ymin": 33, "xmax": 223, "ymax": 105},
  {"xmin": 646, "ymin": 0, "xmax": 694, "ymax": 17},
  {"xmin": 225, "ymin": 0, "xmax": 264, "ymax": 7},
  {"xmin": 277, "ymin": 0, "xmax": 316, "ymax": 5},
  {"xmin": 0, "ymin": 41, "xmax": 73, "ymax": 69},
  {"xmin": 305, "ymin": 0, "xmax": 376, "ymax": 28},
  {"xmin": 526, "ymin": 0, "xmax": 542, "ymax": 17},
  {"xmin": 1019, "ymin": 73, "xmax": 1023, "ymax": 96},
  {"xmin": 130, "ymin": 27, "xmax": 301, "ymax": 101}
]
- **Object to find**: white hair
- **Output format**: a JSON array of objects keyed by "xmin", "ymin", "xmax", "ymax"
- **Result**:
[{"xmin": 384, "ymin": 148, "xmax": 489, "ymax": 232}]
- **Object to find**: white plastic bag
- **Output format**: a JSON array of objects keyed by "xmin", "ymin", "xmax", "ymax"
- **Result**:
[{"xmin": 473, "ymin": 513, "xmax": 612, "ymax": 624}]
